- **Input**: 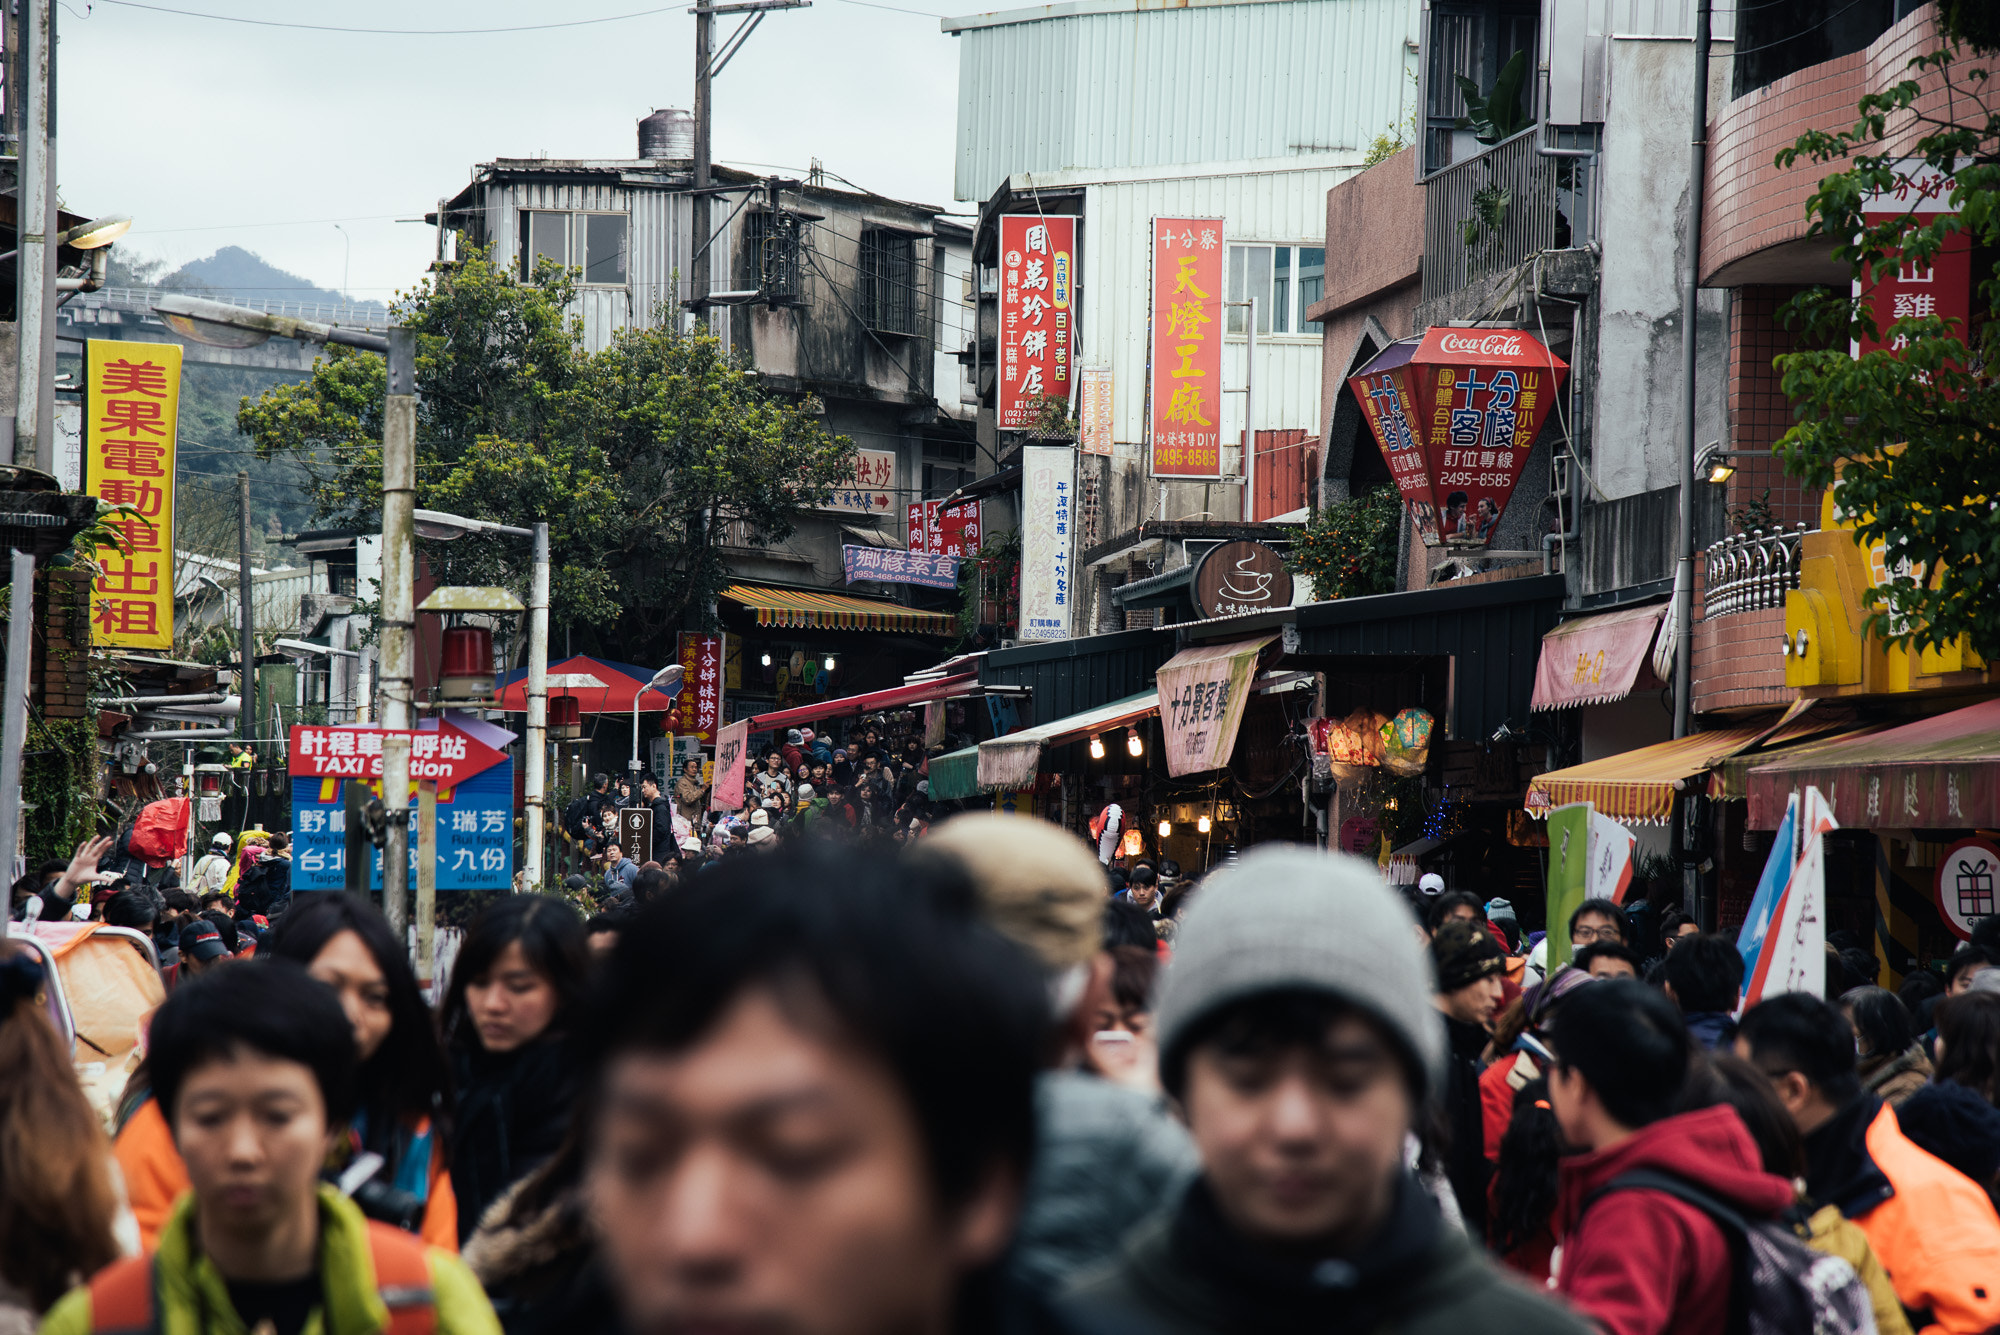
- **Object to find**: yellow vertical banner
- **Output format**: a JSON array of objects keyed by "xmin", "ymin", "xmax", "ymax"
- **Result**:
[{"xmin": 86, "ymin": 339, "xmax": 181, "ymax": 650}]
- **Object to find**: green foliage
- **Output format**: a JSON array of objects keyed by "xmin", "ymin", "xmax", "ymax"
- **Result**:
[
  {"xmin": 1728, "ymin": 489, "xmax": 1776, "ymax": 535},
  {"xmin": 959, "ymin": 527, "xmax": 1021, "ymax": 642},
  {"xmin": 1287, "ymin": 487, "xmax": 1402, "ymax": 601},
  {"xmin": 1455, "ymin": 50, "xmax": 1531, "ymax": 145},
  {"xmin": 1460, "ymin": 183, "xmax": 1513, "ymax": 252},
  {"xmin": 22, "ymin": 715, "xmax": 100, "ymax": 862},
  {"xmin": 237, "ymin": 247, "xmax": 857, "ymax": 656},
  {"xmin": 1770, "ymin": 41, "xmax": 2000, "ymax": 657},
  {"xmin": 1363, "ymin": 68, "xmax": 1423, "ymax": 168}
]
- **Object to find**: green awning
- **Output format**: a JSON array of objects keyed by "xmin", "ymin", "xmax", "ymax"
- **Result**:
[{"xmin": 927, "ymin": 744, "xmax": 981, "ymax": 802}]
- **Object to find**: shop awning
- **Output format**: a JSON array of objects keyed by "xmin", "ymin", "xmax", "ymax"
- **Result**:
[
  {"xmin": 1710, "ymin": 724, "xmax": 1886, "ymax": 801},
  {"xmin": 1156, "ymin": 635, "xmax": 1278, "ymax": 777},
  {"xmin": 1746, "ymin": 697, "xmax": 2000, "ymax": 830},
  {"xmin": 493, "ymin": 654, "xmax": 679, "ymax": 714},
  {"xmin": 977, "ymin": 690, "xmax": 1159, "ymax": 793},
  {"xmin": 721, "ymin": 584, "xmax": 957, "ymax": 635},
  {"xmin": 1530, "ymin": 604, "xmax": 1667, "ymax": 711},
  {"xmin": 926, "ymin": 744, "xmax": 980, "ymax": 802},
  {"xmin": 1525, "ymin": 726, "xmax": 1766, "ymax": 825},
  {"xmin": 747, "ymin": 672, "xmax": 980, "ymax": 733}
]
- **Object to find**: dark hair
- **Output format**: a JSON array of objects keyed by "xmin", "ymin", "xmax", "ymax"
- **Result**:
[
  {"xmin": 440, "ymin": 897, "xmax": 590, "ymax": 1053},
  {"xmin": 1101, "ymin": 900, "xmax": 1156, "ymax": 951},
  {"xmin": 1840, "ymin": 986, "xmax": 1914, "ymax": 1063},
  {"xmin": 1128, "ymin": 865, "xmax": 1156, "ymax": 887},
  {"xmin": 1569, "ymin": 898, "xmax": 1632, "ymax": 945},
  {"xmin": 1737, "ymin": 992, "xmax": 1861, "ymax": 1103},
  {"xmin": 103, "ymin": 885, "xmax": 160, "ymax": 930},
  {"xmin": 1679, "ymin": 1051, "xmax": 1807, "ymax": 1180},
  {"xmin": 148, "ymin": 959, "xmax": 357, "ymax": 1126},
  {"xmin": 1426, "ymin": 890, "xmax": 1484, "ymax": 934},
  {"xmin": 1934, "ymin": 992, "xmax": 2000, "ymax": 1102},
  {"xmin": 162, "ymin": 887, "xmax": 199, "ymax": 915},
  {"xmin": 1164, "ymin": 987, "xmax": 1418, "ymax": 1104},
  {"xmin": 632, "ymin": 866, "xmax": 674, "ymax": 903},
  {"xmin": 1971, "ymin": 914, "xmax": 2000, "ymax": 959},
  {"xmin": 266, "ymin": 895, "xmax": 452, "ymax": 1154},
  {"xmin": 1108, "ymin": 944, "xmax": 1158, "ymax": 1015},
  {"xmin": 583, "ymin": 842, "xmax": 1046, "ymax": 1211},
  {"xmin": 1661, "ymin": 933, "xmax": 1746, "ymax": 1012},
  {"xmin": 1899, "ymin": 967, "xmax": 1945, "ymax": 1010},
  {"xmin": 1489, "ymin": 1078, "xmax": 1562, "ymax": 1258},
  {"xmin": 1548, "ymin": 979, "xmax": 1689, "ymax": 1129},
  {"xmin": 1659, "ymin": 907, "xmax": 1696, "ymax": 948},
  {"xmin": 201, "ymin": 908, "xmax": 239, "ymax": 954},
  {"xmin": 591, "ymin": 772, "xmax": 609, "ymax": 790},
  {"xmin": 585, "ymin": 913, "xmax": 624, "ymax": 937},
  {"xmin": 1946, "ymin": 945, "xmax": 1995, "ymax": 988},
  {"xmin": 1572, "ymin": 941, "xmax": 1644, "ymax": 977}
]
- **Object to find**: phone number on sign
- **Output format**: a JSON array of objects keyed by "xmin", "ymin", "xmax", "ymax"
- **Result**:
[{"xmin": 1437, "ymin": 471, "xmax": 1517, "ymax": 489}]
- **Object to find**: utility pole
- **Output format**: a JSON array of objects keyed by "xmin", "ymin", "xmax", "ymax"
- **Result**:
[
  {"xmin": 1671, "ymin": 0, "xmax": 1713, "ymax": 746},
  {"xmin": 379, "ymin": 330, "xmax": 417, "ymax": 935},
  {"xmin": 691, "ymin": 3, "xmax": 714, "ymax": 322},
  {"xmin": 12, "ymin": 0, "xmax": 51, "ymax": 468},
  {"xmin": 522, "ymin": 522, "xmax": 549, "ymax": 892},
  {"xmin": 238, "ymin": 472, "xmax": 255, "ymax": 745}
]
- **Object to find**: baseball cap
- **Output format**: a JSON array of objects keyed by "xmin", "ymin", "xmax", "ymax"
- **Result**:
[
  {"xmin": 1418, "ymin": 872, "xmax": 1446, "ymax": 896},
  {"xmin": 210, "ymin": 832, "xmax": 231, "ymax": 848},
  {"xmin": 180, "ymin": 922, "xmax": 229, "ymax": 963}
]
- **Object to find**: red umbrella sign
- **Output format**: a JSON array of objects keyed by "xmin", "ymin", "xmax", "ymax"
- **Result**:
[{"xmin": 1348, "ymin": 328, "xmax": 1567, "ymax": 547}]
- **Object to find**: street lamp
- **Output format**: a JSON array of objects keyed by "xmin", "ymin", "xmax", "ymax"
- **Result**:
[
  {"xmin": 413, "ymin": 508, "xmax": 551, "ymax": 894},
  {"xmin": 62, "ymin": 214, "xmax": 132, "ymax": 250},
  {"xmin": 151, "ymin": 293, "xmax": 389, "ymax": 354},
  {"xmin": 632, "ymin": 663, "xmax": 686, "ymax": 779}
]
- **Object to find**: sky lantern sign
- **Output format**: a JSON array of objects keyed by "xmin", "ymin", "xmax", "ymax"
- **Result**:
[
  {"xmin": 1348, "ymin": 327, "xmax": 1566, "ymax": 546},
  {"xmin": 1150, "ymin": 216, "xmax": 1225, "ymax": 479},
  {"xmin": 86, "ymin": 339, "xmax": 183, "ymax": 650},
  {"xmin": 997, "ymin": 214, "xmax": 1075, "ymax": 430}
]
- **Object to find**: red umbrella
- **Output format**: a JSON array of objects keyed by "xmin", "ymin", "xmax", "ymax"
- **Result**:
[{"xmin": 492, "ymin": 654, "xmax": 681, "ymax": 715}]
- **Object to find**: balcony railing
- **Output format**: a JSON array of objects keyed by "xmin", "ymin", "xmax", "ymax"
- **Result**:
[
  {"xmin": 1421, "ymin": 127, "xmax": 1596, "ymax": 304},
  {"xmin": 1703, "ymin": 524, "xmax": 1809, "ymax": 618}
]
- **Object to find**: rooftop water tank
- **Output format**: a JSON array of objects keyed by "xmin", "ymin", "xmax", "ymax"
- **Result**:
[{"xmin": 639, "ymin": 108, "xmax": 694, "ymax": 163}]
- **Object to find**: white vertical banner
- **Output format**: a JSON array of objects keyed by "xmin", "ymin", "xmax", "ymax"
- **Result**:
[
  {"xmin": 1587, "ymin": 811, "xmax": 1637, "ymax": 904},
  {"xmin": 1019, "ymin": 443, "xmax": 1074, "ymax": 642},
  {"xmin": 1743, "ymin": 785, "xmax": 1839, "ymax": 1006}
]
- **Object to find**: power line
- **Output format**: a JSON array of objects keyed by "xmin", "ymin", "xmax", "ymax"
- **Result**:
[{"xmin": 90, "ymin": 0, "xmax": 680, "ymax": 35}]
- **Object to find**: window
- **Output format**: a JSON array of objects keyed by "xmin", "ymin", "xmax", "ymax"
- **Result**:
[
  {"xmin": 1424, "ymin": 1, "xmax": 1539, "ymax": 174},
  {"xmin": 517, "ymin": 210, "xmax": 629, "ymax": 285},
  {"xmin": 859, "ymin": 229, "xmax": 918, "ymax": 336},
  {"xmin": 923, "ymin": 439, "xmax": 976, "ymax": 497},
  {"xmin": 1226, "ymin": 244, "xmax": 1327, "ymax": 335}
]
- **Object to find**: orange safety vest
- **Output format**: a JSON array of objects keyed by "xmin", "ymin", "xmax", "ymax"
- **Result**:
[{"xmin": 85, "ymin": 1220, "xmax": 438, "ymax": 1335}]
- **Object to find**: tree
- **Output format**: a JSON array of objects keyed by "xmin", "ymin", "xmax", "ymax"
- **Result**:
[
  {"xmin": 1287, "ymin": 487, "xmax": 1402, "ymax": 601},
  {"xmin": 237, "ymin": 249, "xmax": 857, "ymax": 658},
  {"xmin": 1773, "ymin": 21, "xmax": 1999, "ymax": 657}
]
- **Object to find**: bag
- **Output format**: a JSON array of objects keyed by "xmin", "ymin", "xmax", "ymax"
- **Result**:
[
  {"xmin": 1588, "ymin": 1170, "xmax": 1874, "ymax": 1335},
  {"xmin": 562, "ymin": 794, "xmax": 592, "ymax": 840},
  {"xmin": 127, "ymin": 799, "xmax": 190, "ymax": 866}
]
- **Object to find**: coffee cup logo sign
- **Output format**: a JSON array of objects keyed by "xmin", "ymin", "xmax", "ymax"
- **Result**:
[
  {"xmin": 1348, "ymin": 327, "xmax": 1568, "ymax": 548},
  {"xmin": 1193, "ymin": 541, "xmax": 1294, "ymax": 619}
]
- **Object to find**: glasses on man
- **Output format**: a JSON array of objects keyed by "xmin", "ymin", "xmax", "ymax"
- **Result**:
[{"xmin": 1571, "ymin": 925, "xmax": 1623, "ymax": 944}]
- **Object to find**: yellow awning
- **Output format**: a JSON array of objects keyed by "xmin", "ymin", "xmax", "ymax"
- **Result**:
[
  {"xmin": 1525, "ymin": 727, "xmax": 1765, "ymax": 825},
  {"xmin": 721, "ymin": 584, "xmax": 957, "ymax": 635}
]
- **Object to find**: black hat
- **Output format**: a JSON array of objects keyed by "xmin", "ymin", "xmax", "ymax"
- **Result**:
[
  {"xmin": 1431, "ymin": 920, "xmax": 1507, "ymax": 993},
  {"xmin": 180, "ymin": 922, "xmax": 229, "ymax": 963}
]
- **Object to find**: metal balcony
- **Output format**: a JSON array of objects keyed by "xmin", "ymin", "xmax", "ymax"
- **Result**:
[
  {"xmin": 1420, "ymin": 127, "xmax": 1596, "ymax": 304},
  {"xmin": 1703, "ymin": 524, "xmax": 1809, "ymax": 618}
]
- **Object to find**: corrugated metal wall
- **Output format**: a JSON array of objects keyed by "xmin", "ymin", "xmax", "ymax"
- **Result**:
[
  {"xmin": 954, "ymin": 0, "xmax": 1422, "ymax": 201},
  {"xmin": 981, "ymin": 626, "xmax": 1174, "ymax": 721},
  {"xmin": 469, "ymin": 177, "xmax": 732, "ymax": 353}
]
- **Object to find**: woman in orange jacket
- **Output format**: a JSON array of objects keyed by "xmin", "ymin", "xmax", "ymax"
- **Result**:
[{"xmin": 115, "ymin": 895, "xmax": 458, "ymax": 1251}]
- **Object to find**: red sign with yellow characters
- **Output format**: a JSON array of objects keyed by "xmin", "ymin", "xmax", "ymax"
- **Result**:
[
  {"xmin": 1348, "ymin": 328, "xmax": 1566, "ymax": 547},
  {"xmin": 86, "ymin": 339, "xmax": 182, "ymax": 649}
]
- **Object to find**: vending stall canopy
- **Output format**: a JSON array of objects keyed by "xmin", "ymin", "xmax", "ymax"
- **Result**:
[
  {"xmin": 748, "ymin": 672, "xmax": 981, "ymax": 733},
  {"xmin": 977, "ymin": 690, "xmax": 1159, "ymax": 793},
  {"xmin": 1526, "ymin": 726, "xmax": 1766, "ymax": 824},
  {"xmin": 926, "ymin": 744, "xmax": 981, "ymax": 802},
  {"xmin": 494, "ymin": 654, "xmax": 680, "ymax": 714},
  {"xmin": 1531, "ymin": 605, "xmax": 1668, "ymax": 711},
  {"xmin": 1745, "ymin": 696, "xmax": 2000, "ymax": 830},
  {"xmin": 721, "ymin": 584, "xmax": 956, "ymax": 635}
]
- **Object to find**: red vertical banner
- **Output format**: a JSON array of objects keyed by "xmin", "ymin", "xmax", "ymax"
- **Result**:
[
  {"xmin": 906, "ymin": 500, "xmax": 931, "ymax": 554},
  {"xmin": 998, "ymin": 214, "xmax": 1076, "ymax": 431},
  {"xmin": 1853, "ymin": 159, "xmax": 1971, "ymax": 362},
  {"xmin": 939, "ymin": 501, "xmax": 981, "ymax": 558},
  {"xmin": 1149, "ymin": 217, "xmax": 1225, "ymax": 478},
  {"xmin": 676, "ymin": 632, "xmax": 724, "ymax": 743}
]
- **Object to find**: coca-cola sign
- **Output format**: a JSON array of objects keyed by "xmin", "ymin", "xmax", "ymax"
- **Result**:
[{"xmin": 1348, "ymin": 327, "xmax": 1568, "ymax": 547}]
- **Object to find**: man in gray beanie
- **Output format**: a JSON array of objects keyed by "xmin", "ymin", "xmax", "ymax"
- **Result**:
[{"xmin": 1067, "ymin": 846, "xmax": 1587, "ymax": 1335}]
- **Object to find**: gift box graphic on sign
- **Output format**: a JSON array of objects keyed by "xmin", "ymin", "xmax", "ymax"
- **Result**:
[{"xmin": 1959, "ymin": 857, "xmax": 1995, "ymax": 919}]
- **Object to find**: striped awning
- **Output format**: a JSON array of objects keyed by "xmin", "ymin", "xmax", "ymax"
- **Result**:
[
  {"xmin": 1524, "ymin": 727, "xmax": 1765, "ymax": 825},
  {"xmin": 721, "ymin": 584, "xmax": 957, "ymax": 635}
]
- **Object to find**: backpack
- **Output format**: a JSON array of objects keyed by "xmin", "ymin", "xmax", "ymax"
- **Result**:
[
  {"xmin": 86, "ymin": 1217, "xmax": 438, "ymax": 1335},
  {"xmin": 1587, "ymin": 1169, "xmax": 1875, "ymax": 1335},
  {"xmin": 562, "ymin": 793, "xmax": 593, "ymax": 840}
]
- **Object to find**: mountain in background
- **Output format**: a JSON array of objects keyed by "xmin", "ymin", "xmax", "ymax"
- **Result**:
[{"xmin": 108, "ymin": 244, "xmax": 387, "ymax": 316}]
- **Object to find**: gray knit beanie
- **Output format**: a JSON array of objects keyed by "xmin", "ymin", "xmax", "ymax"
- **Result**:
[{"xmin": 1154, "ymin": 845, "xmax": 1444, "ymax": 1098}]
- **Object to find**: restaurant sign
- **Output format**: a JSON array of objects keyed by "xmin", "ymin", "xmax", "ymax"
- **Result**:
[
  {"xmin": 1348, "ymin": 328, "xmax": 1567, "ymax": 547},
  {"xmin": 998, "ymin": 214, "xmax": 1075, "ymax": 430},
  {"xmin": 1156, "ymin": 635, "xmax": 1273, "ymax": 777},
  {"xmin": 843, "ymin": 545, "xmax": 960, "ymax": 590},
  {"xmin": 1150, "ymin": 217, "xmax": 1225, "ymax": 479},
  {"xmin": 1192, "ymin": 540, "xmax": 1294, "ymax": 619}
]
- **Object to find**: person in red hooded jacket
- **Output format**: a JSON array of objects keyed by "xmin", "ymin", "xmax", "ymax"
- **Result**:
[{"xmin": 1546, "ymin": 979, "xmax": 1797, "ymax": 1335}]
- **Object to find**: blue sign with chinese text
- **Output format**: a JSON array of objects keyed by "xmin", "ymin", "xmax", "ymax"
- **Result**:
[{"xmin": 291, "ymin": 758, "xmax": 514, "ymax": 891}]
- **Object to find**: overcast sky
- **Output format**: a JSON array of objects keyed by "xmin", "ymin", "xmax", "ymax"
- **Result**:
[{"xmin": 59, "ymin": 0, "xmax": 971, "ymax": 302}]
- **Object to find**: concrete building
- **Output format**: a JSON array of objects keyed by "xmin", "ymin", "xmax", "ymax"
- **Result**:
[{"xmin": 944, "ymin": 0, "xmax": 1421, "ymax": 634}]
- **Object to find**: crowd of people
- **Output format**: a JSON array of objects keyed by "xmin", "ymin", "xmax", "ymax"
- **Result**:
[{"xmin": 7, "ymin": 814, "xmax": 2000, "ymax": 1335}]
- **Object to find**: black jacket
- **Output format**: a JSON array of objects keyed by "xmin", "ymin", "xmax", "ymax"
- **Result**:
[
  {"xmin": 450, "ymin": 1036, "xmax": 583, "ymax": 1245},
  {"xmin": 1439, "ymin": 1012, "xmax": 1491, "ymax": 1237},
  {"xmin": 1065, "ymin": 1175, "xmax": 1590, "ymax": 1335}
]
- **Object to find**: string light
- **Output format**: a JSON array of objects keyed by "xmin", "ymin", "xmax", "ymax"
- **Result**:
[
  {"xmin": 1197, "ymin": 814, "xmax": 1211, "ymax": 834},
  {"xmin": 1127, "ymin": 730, "xmax": 1144, "ymax": 757},
  {"xmin": 1089, "ymin": 735, "xmax": 1105, "ymax": 759},
  {"xmin": 1158, "ymin": 819, "xmax": 1171, "ymax": 837},
  {"xmin": 760, "ymin": 652, "xmax": 772, "ymax": 667},
  {"xmin": 823, "ymin": 655, "xmax": 836, "ymax": 672}
]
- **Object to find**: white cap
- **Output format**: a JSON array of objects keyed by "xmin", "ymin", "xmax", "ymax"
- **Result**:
[
  {"xmin": 749, "ymin": 808, "xmax": 770, "ymax": 827},
  {"xmin": 747, "ymin": 826, "xmax": 774, "ymax": 845},
  {"xmin": 1418, "ymin": 872, "xmax": 1446, "ymax": 896}
]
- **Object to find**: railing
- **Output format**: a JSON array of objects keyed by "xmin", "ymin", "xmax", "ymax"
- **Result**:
[
  {"xmin": 1703, "ymin": 524, "xmax": 1809, "ymax": 617},
  {"xmin": 70, "ymin": 286, "xmax": 391, "ymax": 332},
  {"xmin": 1420, "ymin": 127, "xmax": 1596, "ymax": 304}
]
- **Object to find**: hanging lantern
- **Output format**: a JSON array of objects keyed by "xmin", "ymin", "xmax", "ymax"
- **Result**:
[
  {"xmin": 549, "ymin": 695, "xmax": 582, "ymax": 739},
  {"xmin": 439, "ymin": 626, "xmax": 495, "ymax": 701},
  {"xmin": 1348, "ymin": 327, "xmax": 1568, "ymax": 548}
]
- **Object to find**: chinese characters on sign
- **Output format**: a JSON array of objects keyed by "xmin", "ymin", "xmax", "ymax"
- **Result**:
[
  {"xmin": 711, "ymin": 720, "xmax": 749, "ymax": 811},
  {"xmin": 676, "ymin": 632, "xmax": 724, "ymax": 743},
  {"xmin": 291, "ymin": 760, "xmax": 515, "ymax": 892},
  {"xmin": 287, "ymin": 721, "xmax": 508, "ymax": 788},
  {"xmin": 821, "ymin": 449, "xmax": 897, "ymax": 514},
  {"xmin": 1853, "ymin": 159, "xmax": 1971, "ymax": 364},
  {"xmin": 997, "ymin": 215, "xmax": 1075, "ymax": 430},
  {"xmin": 1347, "ymin": 328, "xmax": 1567, "ymax": 547},
  {"xmin": 1018, "ymin": 444, "xmax": 1073, "ymax": 642},
  {"xmin": 904, "ymin": 500, "xmax": 983, "ymax": 558},
  {"xmin": 1079, "ymin": 367, "xmax": 1114, "ymax": 456},
  {"xmin": 843, "ymin": 545, "xmax": 960, "ymax": 589},
  {"xmin": 1149, "ymin": 217, "xmax": 1225, "ymax": 478},
  {"xmin": 86, "ymin": 339, "xmax": 182, "ymax": 649},
  {"xmin": 1156, "ymin": 637, "xmax": 1271, "ymax": 777}
]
